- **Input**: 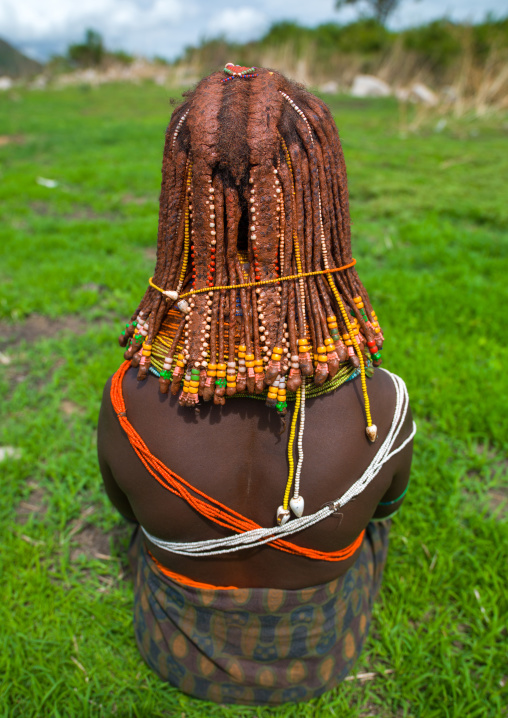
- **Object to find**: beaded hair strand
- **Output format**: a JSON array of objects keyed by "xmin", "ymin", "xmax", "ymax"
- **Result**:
[{"xmin": 119, "ymin": 65, "xmax": 384, "ymax": 441}]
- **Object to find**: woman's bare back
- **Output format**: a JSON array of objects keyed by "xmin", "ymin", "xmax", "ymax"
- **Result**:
[{"xmin": 98, "ymin": 366, "xmax": 413, "ymax": 589}]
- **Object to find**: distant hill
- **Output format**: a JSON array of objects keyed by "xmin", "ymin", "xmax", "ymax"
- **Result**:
[{"xmin": 0, "ymin": 37, "xmax": 43, "ymax": 77}]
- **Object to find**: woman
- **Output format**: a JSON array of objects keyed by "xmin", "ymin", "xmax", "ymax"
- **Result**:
[{"xmin": 98, "ymin": 64, "xmax": 415, "ymax": 706}]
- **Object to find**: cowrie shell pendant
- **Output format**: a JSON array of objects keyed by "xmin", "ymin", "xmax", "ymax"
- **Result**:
[{"xmin": 290, "ymin": 495, "xmax": 305, "ymax": 517}]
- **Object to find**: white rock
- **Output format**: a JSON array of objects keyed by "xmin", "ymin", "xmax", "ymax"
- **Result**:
[
  {"xmin": 410, "ymin": 82, "xmax": 438, "ymax": 106},
  {"xmin": 351, "ymin": 75, "xmax": 391, "ymax": 98},
  {"xmin": 36, "ymin": 177, "xmax": 58, "ymax": 188},
  {"xmin": 0, "ymin": 77, "xmax": 13, "ymax": 91},
  {"xmin": 319, "ymin": 80, "xmax": 339, "ymax": 94},
  {"xmin": 0, "ymin": 446, "xmax": 22, "ymax": 462}
]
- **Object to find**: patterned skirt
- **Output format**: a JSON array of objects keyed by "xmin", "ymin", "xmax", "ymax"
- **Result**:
[{"xmin": 128, "ymin": 521, "xmax": 390, "ymax": 706}]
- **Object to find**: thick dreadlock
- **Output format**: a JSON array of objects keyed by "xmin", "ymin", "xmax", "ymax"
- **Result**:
[{"xmin": 118, "ymin": 65, "xmax": 384, "ymax": 437}]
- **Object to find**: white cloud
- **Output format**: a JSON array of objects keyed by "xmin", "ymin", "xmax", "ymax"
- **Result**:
[
  {"xmin": 207, "ymin": 7, "xmax": 269, "ymax": 42},
  {"xmin": 0, "ymin": 0, "xmax": 196, "ymax": 57}
]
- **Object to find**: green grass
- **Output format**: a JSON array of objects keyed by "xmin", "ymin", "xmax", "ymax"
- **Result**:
[{"xmin": 0, "ymin": 84, "xmax": 507, "ymax": 717}]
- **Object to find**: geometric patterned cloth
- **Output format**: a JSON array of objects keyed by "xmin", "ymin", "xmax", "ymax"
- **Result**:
[{"xmin": 128, "ymin": 521, "xmax": 391, "ymax": 706}]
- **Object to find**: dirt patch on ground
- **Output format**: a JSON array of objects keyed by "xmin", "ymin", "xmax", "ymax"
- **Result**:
[
  {"xmin": 0, "ymin": 314, "xmax": 85, "ymax": 345},
  {"xmin": 0, "ymin": 134, "xmax": 25, "ymax": 147},
  {"xmin": 122, "ymin": 193, "xmax": 154, "ymax": 206},
  {"xmin": 69, "ymin": 515, "xmax": 133, "ymax": 577},
  {"xmin": 16, "ymin": 480, "xmax": 47, "ymax": 525},
  {"xmin": 488, "ymin": 486, "xmax": 508, "ymax": 518},
  {"xmin": 60, "ymin": 399, "xmax": 85, "ymax": 417},
  {"xmin": 29, "ymin": 201, "xmax": 118, "ymax": 222},
  {"xmin": 143, "ymin": 246, "xmax": 156, "ymax": 263},
  {"xmin": 71, "ymin": 524, "xmax": 112, "ymax": 561}
]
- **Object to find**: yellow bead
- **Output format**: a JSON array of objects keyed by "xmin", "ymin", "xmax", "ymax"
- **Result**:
[
  {"xmin": 189, "ymin": 380, "xmax": 199, "ymax": 388},
  {"xmin": 317, "ymin": 346, "xmax": 327, "ymax": 354},
  {"xmin": 216, "ymin": 370, "xmax": 226, "ymax": 377}
]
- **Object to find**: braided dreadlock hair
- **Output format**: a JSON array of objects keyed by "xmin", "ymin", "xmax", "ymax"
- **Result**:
[{"xmin": 119, "ymin": 65, "xmax": 384, "ymax": 418}]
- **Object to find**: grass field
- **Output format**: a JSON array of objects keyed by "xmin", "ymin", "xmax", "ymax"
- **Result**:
[{"xmin": 0, "ymin": 82, "xmax": 507, "ymax": 718}]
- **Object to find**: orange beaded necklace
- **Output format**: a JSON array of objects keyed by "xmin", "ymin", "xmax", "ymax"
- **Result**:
[{"xmin": 111, "ymin": 360, "xmax": 365, "ymax": 562}]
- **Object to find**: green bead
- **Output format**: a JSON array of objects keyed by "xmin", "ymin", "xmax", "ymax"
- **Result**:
[
  {"xmin": 275, "ymin": 401, "xmax": 287, "ymax": 412},
  {"xmin": 125, "ymin": 323, "xmax": 130, "ymax": 328},
  {"xmin": 134, "ymin": 334, "xmax": 143, "ymax": 343},
  {"xmin": 132, "ymin": 321, "xmax": 138, "ymax": 327},
  {"xmin": 372, "ymin": 352, "xmax": 381, "ymax": 360},
  {"xmin": 121, "ymin": 330, "xmax": 126, "ymax": 336},
  {"xmin": 215, "ymin": 378, "xmax": 227, "ymax": 388},
  {"xmin": 160, "ymin": 369, "xmax": 173, "ymax": 380}
]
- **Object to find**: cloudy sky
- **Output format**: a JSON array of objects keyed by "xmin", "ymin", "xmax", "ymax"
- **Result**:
[{"xmin": 2, "ymin": 0, "xmax": 506, "ymax": 62}]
